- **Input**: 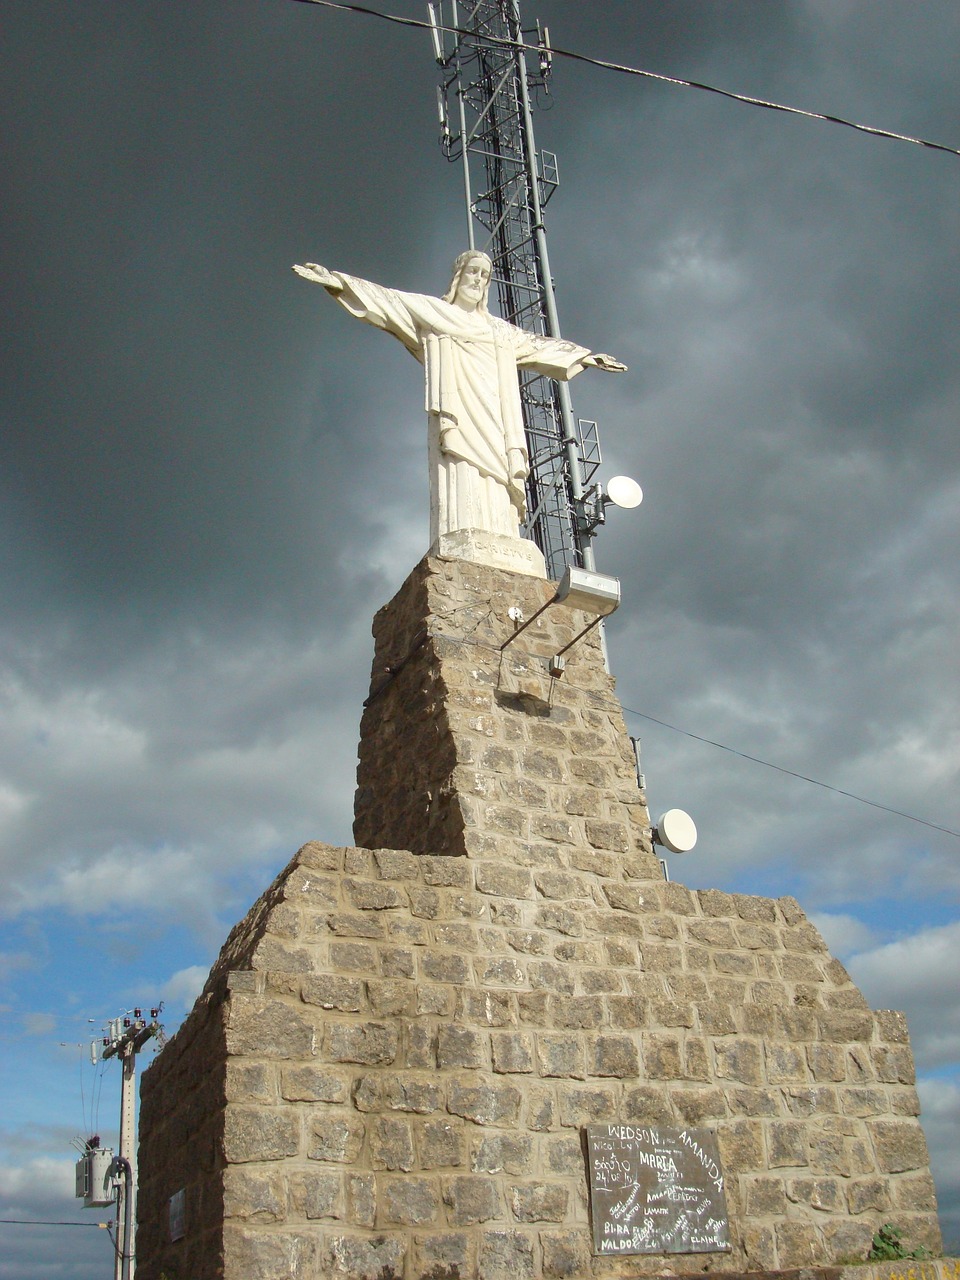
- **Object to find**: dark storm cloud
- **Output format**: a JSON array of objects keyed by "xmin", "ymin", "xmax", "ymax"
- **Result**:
[{"xmin": 2, "ymin": 0, "xmax": 440, "ymax": 637}]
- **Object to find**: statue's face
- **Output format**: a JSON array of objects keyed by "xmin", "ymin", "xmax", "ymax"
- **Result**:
[{"xmin": 453, "ymin": 256, "xmax": 491, "ymax": 311}]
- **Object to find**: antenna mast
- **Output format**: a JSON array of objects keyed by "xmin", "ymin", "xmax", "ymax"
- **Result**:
[{"xmin": 429, "ymin": 0, "xmax": 604, "ymax": 578}]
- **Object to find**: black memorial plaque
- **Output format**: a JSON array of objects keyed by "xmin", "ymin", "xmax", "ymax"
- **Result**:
[{"xmin": 585, "ymin": 1123, "xmax": 730, "ymax": 1255}]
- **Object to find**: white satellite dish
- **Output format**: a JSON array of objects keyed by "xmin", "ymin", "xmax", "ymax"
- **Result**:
[
  {"xmin": 605, "ymin": 475, "xmax": 643, "ymax": 509},
  {"xmin": 654, "ymin": 809, "xmax": 698, "ymax": 854}
]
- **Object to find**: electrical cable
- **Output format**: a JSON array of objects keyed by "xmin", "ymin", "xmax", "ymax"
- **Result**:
[
  {"xmin": 289, "ymin": 0, "xmax": 957, "ymax": 834},
  {"xmin": 288, "ymin": 0, "xmax": 956, "ymax": 829},
  {"xmin": 0, "ymin": 1219, "xmax": 105, "ymax": 1228},
  {"xmin": 622, "ymin": 704, "xmax": 960, "ymax": 840},
  {"xmin": 349, "ymin": 608, "xmax": 956, "ymax": 839},
  {"xmin": 78, "ymin": 1044, "xmax": 89, "ymax": 1136},
  {"xmin": 289, "ymin": 0, "xmax": 960, "ymax": 157},
  {"xmin": 106, "ymin": 1218, "xmax": 124, "ymax": 1261},
  {"xmin": 92, "ymin": 1043, "xmax": 109, "ymax": 1132}
]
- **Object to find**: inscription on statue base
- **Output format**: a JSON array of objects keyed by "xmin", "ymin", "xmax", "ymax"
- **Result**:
[{"xmin": 586, "ymin": 1123, "xmax": 731, "ymax": 1256}]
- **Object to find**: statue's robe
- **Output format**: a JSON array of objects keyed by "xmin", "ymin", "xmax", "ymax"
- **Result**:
[{"xmin": 331, "ymin": 272, "xmax": 592, "ymax": 542}]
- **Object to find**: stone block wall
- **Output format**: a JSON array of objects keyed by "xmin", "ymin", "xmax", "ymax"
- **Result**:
[
  {"xmin": 354, "ymin": 557, "xmax": 658, "ymax": 877},
  {"xmin": 137, "ymin": 839, "xmax": 940, "ymax": 1280}
]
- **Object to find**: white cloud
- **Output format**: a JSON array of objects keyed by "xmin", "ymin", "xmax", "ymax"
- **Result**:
[
  {"xmin": 0, "ymin": 951, "xmax": 32, "ymax": 982},
  {"xmin": 917, "ymin": 1077, "xmax": 960, "ymax": 1252},
  {"xmin": 847, "ymin": 922, "xmax": 960, "ymax": 1070},
  {"xmin": 0, "ymin": 1153, "xmax": 109, "ymax": 1280},
  {"xmin": 166, "ymin": 966, "xmax": 208, "ymax": 1010},
  {"xmin": 0, "ymin": 621, "xmax": 369, "ymax": 930},
  {"xmin": 154, "ymin": 965, "xmax": 208, "ymax": 1014},
  {"xmin": 12, "ymin": 845, "xmax": 216, "ymax": 922},
  {"xmin": 808, "ymin": 912, "xmax": 878, "ymax": 960},
  {"xmin": 0, "ymin": 1155, "xmax": 73, "ymax": 1202},
  {"xmin": 0, "ymin": 779, "xmax": 32, "ymax": 833},
  {"xmin": 22, "ymin": 1013, "xmax": 56, "ymax": 1036}
]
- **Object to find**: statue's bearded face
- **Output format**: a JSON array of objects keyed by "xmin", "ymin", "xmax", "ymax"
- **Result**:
[{"xmin": 453, "ymin": 255, "xmax": 491, "ymax": 312}]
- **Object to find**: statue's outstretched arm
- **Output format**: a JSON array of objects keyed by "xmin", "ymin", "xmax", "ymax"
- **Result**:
[
  {"xmin": 293, "ymin": 262, "xmax": 344, "ymax": 294},
  {"xmin": 582, "ymin": 352, "xmax": 628, "ymax": 373}
]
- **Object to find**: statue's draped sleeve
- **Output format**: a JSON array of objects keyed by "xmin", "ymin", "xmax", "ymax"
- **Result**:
[
  {"xmin": 507, "ymin": 325, "xmax": 593, "ymax": 382},
  {"xmin": 329, "ymin": 272, "xmax": 426, "ymax": 360},
  {"xmin": 491, "ymin": 322, "xmax": 592, "ymax": 488}
]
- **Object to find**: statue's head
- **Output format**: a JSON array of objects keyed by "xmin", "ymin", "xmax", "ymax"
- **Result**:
[{"xmin": 444, "ymin": 250, "xmax": 493, "ymax": 314}]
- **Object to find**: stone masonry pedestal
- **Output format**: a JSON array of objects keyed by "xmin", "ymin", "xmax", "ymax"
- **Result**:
[
  {"xmin": 353, "ymin": 555, "xmax": 660, "ymax": 875},
  {"xmin": 137, "ymin": 553, "xmax": 943, "ymax": 1280}
]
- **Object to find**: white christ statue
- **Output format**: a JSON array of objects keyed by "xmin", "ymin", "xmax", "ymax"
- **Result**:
[{"xmin": 294, "ymin": 250, "xmax": 626, "ymax": 570}]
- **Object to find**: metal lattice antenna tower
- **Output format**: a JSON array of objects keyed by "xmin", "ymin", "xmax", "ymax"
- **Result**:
[{"xmin": 428, "ymin": 0, "xmax": 604, "ymax": 578}]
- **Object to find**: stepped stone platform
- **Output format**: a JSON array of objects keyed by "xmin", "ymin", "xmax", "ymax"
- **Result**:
[{"xmin": 137, "ymin": 554, "xmax": 942, "ymax": 1280}]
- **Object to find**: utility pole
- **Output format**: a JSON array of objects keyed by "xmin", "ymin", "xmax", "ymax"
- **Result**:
[
  {"xmin": 100, "ymin": 1010, "xmax": 161, "ymax": 1280},
  {"xmin": 429, "ymin": 0, "xmax": 610, "ymax": 578}
]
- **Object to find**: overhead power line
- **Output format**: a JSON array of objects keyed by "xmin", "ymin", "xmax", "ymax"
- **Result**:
[
  {"xmin": 623, "ymin": 705, "xmax": 960, "ymax": 841},
  {"xmin": 291, "ymin": 0, "xmax": 960, "ymax": 158}
]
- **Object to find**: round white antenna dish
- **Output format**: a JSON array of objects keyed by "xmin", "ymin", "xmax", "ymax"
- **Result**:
[
  {"xmin": 655, "ymin": 809, "xmax": 698, "ymax": 854},
  {"xmin": 606, "ymin": 475, "xmax": 643, "ymax": 509}
]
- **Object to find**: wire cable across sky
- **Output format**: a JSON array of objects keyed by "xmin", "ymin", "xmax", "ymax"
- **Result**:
[
  {"xmin": 291, "ymin": 0, "xmax": 960, "ymax": 157},
  {"xmin": 623, "ymin": 705, "xmax": 960, "ymax": 841},
  {"xmin": 288, "ymin": 0, "xmax": 960, "ymax": 843}
]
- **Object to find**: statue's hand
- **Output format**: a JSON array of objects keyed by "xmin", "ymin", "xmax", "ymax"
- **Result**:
[
  {"xmin": 583, "ymin": 352, "xmax": 628, "ymax": 373},
  {"xmin": 293, "ymin": 263, "xmax": 343, "ymax": 292}
]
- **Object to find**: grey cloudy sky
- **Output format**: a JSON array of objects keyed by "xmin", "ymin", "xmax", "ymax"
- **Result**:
[{"xmin": 1, "ymin": 1, "xmax": 958, "ymax": 1274}]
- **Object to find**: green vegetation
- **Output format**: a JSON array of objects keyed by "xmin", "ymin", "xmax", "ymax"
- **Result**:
[{"xmin": 867, "ymin": 1223, "xmax": 933, "ymax": 1263}]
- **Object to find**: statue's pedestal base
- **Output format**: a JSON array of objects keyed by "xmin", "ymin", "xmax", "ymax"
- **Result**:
[
  {"xmin": 135, "ymin": 556, "xmax": 944, "ymax": 1280},
  {"xmin": 430, "ymin": 528, "xmax": 546, "ymax": 578},
  {"xmin": 354, "ymin": 554, "xmax": 656, "ymax": 865}
]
